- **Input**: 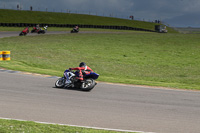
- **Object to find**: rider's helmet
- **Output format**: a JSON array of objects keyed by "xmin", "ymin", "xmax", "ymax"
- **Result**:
[{"xmin": 79, "ymin": 62, "xmax": 86, "ymax": 67}]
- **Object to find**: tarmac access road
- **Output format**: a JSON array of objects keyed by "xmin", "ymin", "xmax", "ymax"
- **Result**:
[
  {"xmin": 0, "ymin": 30, "xmax": 126, "ymax": 38},
  {"xmin": 0, "ymin": 70, "xmax": 200, "ymax": 133},
  {"xmin": 0, "ymin": 31, "xmax": 70, "ymax": 38}
]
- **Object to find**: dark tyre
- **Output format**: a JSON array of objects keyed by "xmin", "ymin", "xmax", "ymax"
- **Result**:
[
  {"xmin": 71, "ymin": 30, "xmax": 78, "ymax": 33},
  {"xmin": 80, "ymin": 78, "xmax": 96, "ymax": 91},
  {"xmin": 19, "ymin": 32, "xmax": 24, "ymax": 36},
  {"xmin": 31, "ymin": 30, "xmax": 35, "ymax": 33},
  {"xmin": 38, "ymin": 31, "xmax": 45, "ymax": 34},
  {"xmin": 55, "ymin": 78, "xmax": 65, "ymax": 88}
]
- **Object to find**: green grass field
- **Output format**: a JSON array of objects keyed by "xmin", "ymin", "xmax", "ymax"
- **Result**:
[
  {"xmin": 0, "ymin": 119, "xmax": 135, "ymax": 133},
  {"xmin": 0, "ymin": 32, "xmax": 199, "ymax": 90}
]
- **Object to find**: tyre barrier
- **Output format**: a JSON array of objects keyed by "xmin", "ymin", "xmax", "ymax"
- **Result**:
[
  {"xmin": 1, "ymin": 51, "xmax": 11, "ymax": 61},
  {"xmin": 0, "ymin": 23, "xmax": 155, "ymax": 32}
]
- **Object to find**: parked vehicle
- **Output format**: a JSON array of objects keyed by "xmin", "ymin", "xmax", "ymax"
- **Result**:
[{"xmin": 155, "ymin": 25, "xmax": 168, "ymax": 33}]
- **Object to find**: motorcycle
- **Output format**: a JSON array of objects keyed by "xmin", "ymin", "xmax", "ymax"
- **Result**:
[
  {"xmin": 55, "ymin": 70, "xmax": 99, "ymax": 91},
  {"xmin": 71, "ymin": 27, "xmax": 79, "ymax": 33},
  {"xmin": 38, "ymin": 26, "xmax": 48, "ymax": 34},
  {"xmin": 19, "ymin": 27, "xmax": 29, "ymax": 36},
  {"xmin": 31, "ymin": 26, "xmax": 40, "ymax": 33}
]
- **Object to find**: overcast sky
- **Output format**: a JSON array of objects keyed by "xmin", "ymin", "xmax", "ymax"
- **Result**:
[{"xmin": 0, "ymin": 0, "xmax": 199, "ymax": 27}]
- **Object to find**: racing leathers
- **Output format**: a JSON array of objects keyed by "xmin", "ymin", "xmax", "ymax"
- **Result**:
[{"xmin": 69, "ymin": 66, "xmax": 93, "ymax": 81}]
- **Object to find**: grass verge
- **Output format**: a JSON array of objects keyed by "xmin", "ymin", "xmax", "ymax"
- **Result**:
[
  {"xmin": 0, "ymin": 119, "xmax": 135, "ymax": 133},
  {"xmin": 0, "ymin": 32, "xmax": 199, "ymax": 90}
]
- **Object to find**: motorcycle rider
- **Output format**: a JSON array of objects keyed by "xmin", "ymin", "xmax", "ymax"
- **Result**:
[
  {"xmin": 44, "ymin": 25, "xmax": 48, "ymax": 30},
  {"xmin": 24, "ymin": 26, "xmax": 29, "ymax": 32},
  {"xmin": 36, "ymin": 24, "xmax": 40, "ymax": 30},
  {"xmin": 19, "ymin": 26, "xmax": 29, "ymax": 36},
  {"xmin": 64, "ymin": 62, "xmax": 94, "ymax": 86},
  {"xmin": 74, "ymin": 25, "xmax": 79, "ymax": 32},
  {"xmin": 40, "ymin": 25, "xmax": 48, "ymax": 32}
]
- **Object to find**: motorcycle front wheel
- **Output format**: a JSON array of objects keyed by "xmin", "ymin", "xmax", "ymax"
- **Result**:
[
  {"xmin": 19, "ymin": 32, "xmax": 24, "ymax": 36},
  {"xmin": 55, "ymin": 78, "xmax": 65, "ymax": 88}
]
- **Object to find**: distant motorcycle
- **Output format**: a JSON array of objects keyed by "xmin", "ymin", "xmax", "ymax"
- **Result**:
[
  {"xmin": 71, "ymin": 26, "xmax": 79, "ymax": 33},
  {"xmin": 55, "ymin": 69, "xmax": 99, "ymax": 91},
  {"xmin": 38, "ymin": 26, "xmax": 48, "ymax": 34},
  {"xmin": 31, "ymin": 26, "xmax": 40, "ymax": 33},
  {"xmin": 19, "ymin": 27, "xmax": 29, "ymax": 36}
]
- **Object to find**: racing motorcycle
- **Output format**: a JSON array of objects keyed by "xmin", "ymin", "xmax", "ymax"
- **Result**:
[
  {"xmin": 19, "ymin": 27, "xmax": 29, "ymax": 36},
  {"xmin": 31, "ymin": 26, "xmax": 40, "ymax": 33},
  {"xmin": 55, "ymin": 69, "xmax": 99, "ymax": 91},
  {"xmin": 38, "ymin": 26, "xmax": 48, "ymax": 34},
  {"xmin": 71, "ymin": 26, "xmax": 79, "ymax": 33}
]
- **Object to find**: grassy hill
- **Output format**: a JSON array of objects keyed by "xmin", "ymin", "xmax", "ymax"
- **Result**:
[{"xmin": 0, "ymin": 9, "xmax": 176, "ymax": 32}]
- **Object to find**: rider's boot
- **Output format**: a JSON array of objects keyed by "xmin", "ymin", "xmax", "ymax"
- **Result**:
[{"xmin": 64, "ymin": 80, "xmax": 72, "ymax": 88}]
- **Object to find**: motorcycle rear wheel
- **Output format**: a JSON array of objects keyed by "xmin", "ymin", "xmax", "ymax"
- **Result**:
[
  {"xmin": 80, "ymin": 78, "xmax": 96, "ymax": 91},
  {"xmin": 19, "ymin": 32, "xmax": 24, "ymax": 36}
]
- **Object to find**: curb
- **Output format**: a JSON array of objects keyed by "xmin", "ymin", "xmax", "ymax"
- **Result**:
[{"xmin": 0, "ymin": 68, "xmax": 60, "ymax": 79}]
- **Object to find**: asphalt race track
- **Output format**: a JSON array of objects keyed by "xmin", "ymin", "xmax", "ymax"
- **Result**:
[
  {"xmin": 0, "ymin": 31, "xmax": 70, "ymax": 38},
  {"xmin": 1, "ymin": 70, "xmax": 200, "ymax": 133},
  {"xmin": 0, "ymin": 30, "xmax": 122, "ymax": 38},
  {"xmin": 1, "ymin": 32, "xmax": 200, "ymax": 133}
]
